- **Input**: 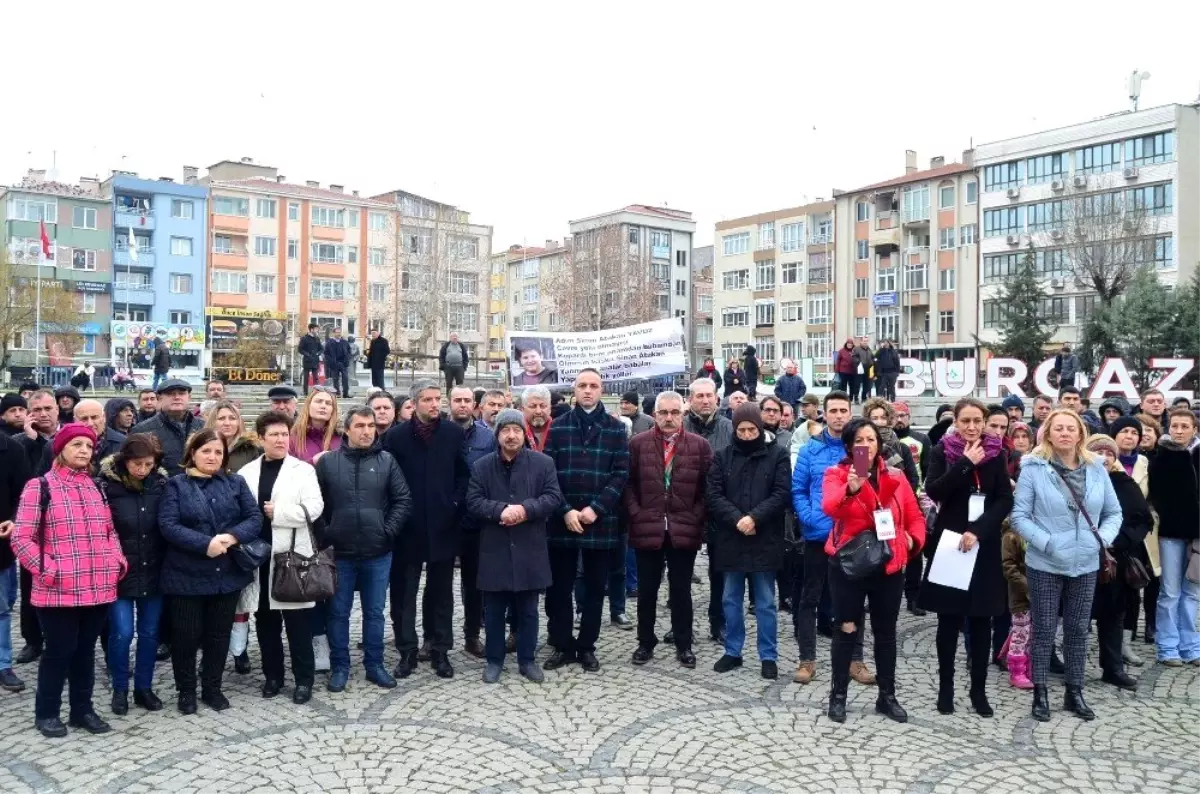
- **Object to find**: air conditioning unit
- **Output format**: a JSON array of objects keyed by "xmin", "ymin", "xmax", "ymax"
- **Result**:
[
  {"xmin": 1005, "ymin": 234, "xmax": 1020, "ymax": 246},
  {"xmin": 1006, "ymin": 187, "xmax": 1021, "ymax": 200},
  {"xmin": 1049, "ymin": 278, "xmax": 1064, "ymax": 289},
  {"xmin": 1123, "ymin": 166, "xmax": 1139, "ymax": 180},
  {"xmin": 1122, "ymin": 216, "xmax": 1138, "ymax": 231},
  {"xmin": 1050, "ymin": 229, "xmax": 1064, "ymax": 240},
  {"xmin": 1050, "ymin": 179, "xmax": 1065, "ymax": 192},
  {"xmin": 1073, "ymin": 175, "xmax": 1088, "ymax": 189}
]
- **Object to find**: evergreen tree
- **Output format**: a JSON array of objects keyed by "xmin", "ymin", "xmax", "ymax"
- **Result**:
[
  {"xmin": 1175, "ymin": 270, "xmax": 1200, "ymax": 365},
  {"xmin": 983, "ymin": 245, "xmax": 1054, "ymax": 388},
  {"xmin": 1103, "ymin": 264, "xmax": 1177, "ymax": 390}
]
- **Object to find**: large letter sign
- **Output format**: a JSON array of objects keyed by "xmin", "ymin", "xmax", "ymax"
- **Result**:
[
  {"xmin": 1088, "ymin": 359, "xmax": 1139, "ymax": 400},
  {"xmin": 986, "ymin": 357, "xmax": 1028, "ymax": 399}
]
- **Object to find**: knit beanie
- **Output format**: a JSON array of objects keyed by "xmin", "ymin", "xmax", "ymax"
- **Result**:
[
  {"xmin": 493, "ymin": 408, "xmax": 525, "ymax": 438},
  {"xmin": 621, "ymin": 391, "xmax": 640, "ymax": 409},
  {"xmin": 1002, "ymin": 394, "xmax": 1026, "ymax": 413},
  {"xmin": 732, "ymin": 402, "xmax": 763, "ymax": 432},
  {"xmin": 1085, "ymin": 434, "xmax": 1119, "ymax": 458},
  {"xmin": 1, "ymin": 393, "xmax": 27, "ymax": 414},
  {"xmin": 1107, "ymin": 416, "xmax": 1143, "ymax": 443},
  {"xmin": 52, "ymin": 423, "xmax": 97, "ymax": 458}
]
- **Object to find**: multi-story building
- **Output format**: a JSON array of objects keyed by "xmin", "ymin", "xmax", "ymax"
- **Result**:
[
  {"xmin": 833, "ymin": 152, "xmax": 979, "ymax": 361},
  {"xmin": 2, "ymin": 170, "xmax": 113, "ymax": 371},
  {"xmin": 101, "ymin": 169, "xmax": 209, "ymax": 377},
  {"xmin": 691, "ymin": 245, "xmax": 714, "ymax": 371},
  {"xmin": 504, "ymin": 240, "xmax": 572, "ymax": 337},
  {"xmin": 487, "ymin": 250, "xmax": 508, "ymax": 362},
  {"xmin": 975, "ymin": 103, "xmax": 1198, "ymax": 348},
  {"xmin": 712, "ymin": 200, "xmax": 837, "ymax": 384}
]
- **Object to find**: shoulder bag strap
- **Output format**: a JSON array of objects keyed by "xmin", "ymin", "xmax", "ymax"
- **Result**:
[
  {"xmin": 190, "ymin": 478, "xmax": 222, "ymax": 534},
  {"xmin": 1054, "ymin": 469, "xmax": 1106, "ymax": 549},
  {"xmin": 298, "ymin": 504, "xmax": 317, "ymax": 553},
  {"xmin": 37, "ymin": 475, "xmax": 50, "ymax": 571}
]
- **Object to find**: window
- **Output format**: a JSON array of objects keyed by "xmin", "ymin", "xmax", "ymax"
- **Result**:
[
  {"xmin": 346, "ymin": 246, "xmax": 358, "ymax": 264},
  {"xmin": 211, "ymin": 270, "xmax": 247, "ymax": 294},
  {"xmin": 902, "ymin": 185, "xmax": 930, "ymax": 223},
  {"xmin": 1033, "ymin": 249, "xmax": 1065, "ymax": 277},
  {"xmin": 780, "ymin": 301, "xmax": 803, "ymax": 322},
  {"xmin": 652, "ymin": 262, "xmax": 670, "ymax": 281},
  {"xmin": 758, "ymin": 222, "xmax": 775, "ymax": 248},
  {"xmin": 253, "ymin": 274, "xmax": 276, "ymax": 294},
  {"xmin": 312, "ymin": 206, "xmax": 345, "ymax": 227},
  {"xmin": 814, "ymin": 218, "xmax": 833, "ymax": 243},
  {"xmin": 255, "ymin": 199, "xmax": 277, "ymax": 219},
  {"xmin": 721, "ymin": 307, "xmax": 749, "ymax": 327},
  {"xmin": 1151, "ymin": 235, "xmax": 1174, "ymax": 268},
  {"xmin": 983, "ymin": 207, "xmax": 1025, "ymax": 237},
  {"xmin": 939, "ymin": 184, "xmax": 955, "ymax": 209},
  {"xmin": 938, "ymin": 311, "xmax": 955, "ymax": 333},
  {"xmin": 959, "ymin": 224, "xmax": 977, "ymax": 246},
  {"xmin": 876, "ymin": 307, "xmax": 899, "ymax": 341},
  {"xmin": 720, "ymin": 343, "xmax": 745, "ymax": 362},
  {"xmin": 676, "ymin": 250, "xmax": 687, "ymax": 268},
  {"xmin": 447, "ymin": 302, "xmax": 478, "ymax": 332},
  {"xmin": 876, "ymin": 267, "xmax": 896, "ymax": 293},
  {"xmin": 77, "ymin": 293, "xmax": 96, "ymax": 314},
  {"xmin": 287, "ymin": 276, "xmax": 298, "ymax": 296},
  {"xmin": 366, "ymin": 247, "xmax": 386, "ymax": 266},
  {"xmin": 856, "ymin": 202, "xmax": 870, "ymax": 222},
  {"xmin": 780, "ymin": 222, "xmax": 805, "ymax": 252},
  {"xmin": 1076, "ymin": 294, "xmax": 1100, "ymax": 322},
  {"xmin": 1026, "ymin": 153, "xmax": 1064, "ymax": 185},
  {"xmin": 213, "ymin": 196, "xmax": 249, "ymax": 216},
  {"xmin": 722, "ymin": 232, "xmax": 750, "ymax": 256},
  {"xmin": 1027, "ymin": 201, "xmax": 1063, "ymax": 232},
  {"xmin": 450, "ymin": 236, "xmax": 479, "ymax": 260},
  {"xmin": 310, "ymin": 279, "xmax": 345, "ymax": 300},
  {"xmin": 781, "ymin": 261, "xmax": 800, "ymax": 284},
  {"xmin": 722, "ymin": 269, "xmax": 750, "ymax": 290},
  {"xmin": 1126, "ymin": 183, "xmax": 1173, "ymax": 215},
  {"xmin": 400, "ymin": 305, "xmax": 422, "ymax": 330},
  {"xmin": 449, "ymin": 271, "xmax": 478, "ymax": 296},
  {"xmin": 698, "ymin": 294, "xmax": 713, "ymax": 313},
  {"xmin": 965, "ymin": 181, "xmax": 977, "ymax": 204},
  {"xmin": 169, "ymin": 310, "xmax": 192, "ymax": 325},
  {"xmin": 755, "ymin": 299, "xmax": 775, "ymax": 326},
  {"xmin": 808, "ymin": 252, "xmax": 831, "ymax": 284},
  {"xmin": 113, "ymin": 308, "xmax": 149, "ymax": 323},
  {"xmin": 1040, "ymin": 297, "xmax": 1069, "ymax": 324},
  {"xmin": 403, "ymin": 227, "xmax": 433, "ymax": 255},
  {"xmin": 1125, "ymin": 132, "xmax": 1174, "ymax": 166},
  {"xmin": 368, "ymin": 283, "xmax": 388, "ymax": 302},
  {"xmin": 116, "ymin": 270, "xmax": 151, "ymax": 289},
  {"xmin": 70, "ymin": 249, "xmax": 97, "ymax": 271},
  {"xmin": 347, "ymin": 210, "xmax": 359, "ymax": 229},
  {"xmin": 675, "ymin": 279, "xmax": 687, "ymax": 297},
  {"xmin": 938, "ymin": 227, "xmax": 956, "ymax": 250},
  {"xmin": 807, "ymin": 293, "xmax": 832, "ymax": 325},
  {"xmin": 7, "ymin": 197, "xmax": 57, "ymax": 223},
  {"xmin": 756, "ymin": 336, "xmax": 776, "ymax": 364},
  {"xmin": 212, "ymin": 235, "xmax": 234, "ymax": 254},
  {"xmin": 169, "ymin": 273, "xmax": 192, "ymax": 293},
  {"xmin": 755, "ymin": 260, "xmax": 776, "ymax": 290},
  {"xmin": 72, "ymin": 207, "xmax": 97, "ymax": 229},
  {"xmin": 854, "ymin": 317, "xmax": 871, "ymax": 337},
  {"xmin": 522, "ymin": 285, "xmax": 539, "ymax": 304},
  {"xmin": 254, "ymin": 236, "xmax": 277, "ymax": 257},
  {"xmin": 806, "ymin": 332, "xmax": 832, "ymax": 362},
  {"xmin": 170, "ymin": 199, "xmax": 193, "ymax": 219},
  {"xmin": 170, "ymin": 237, "xmax": 194, "ymax": 256},
  {"xmin": 938, "ymin": 268, "xmax": 956, "ymax": 292},
  {"xmin": 310, "ymin": 242, "xmax": 344, "ymax": 263},
  {"xmin": 287, "ymin": 239, "xmax": 299, "ymax": 260},
  {"xmin": 983, "ymin": 161, "xmax": 1023, "ymax": 191},
  {"xmin": 287, "ymin": 202, "xmax": 300, "ymax": 221},
  {"xmin": 904, "ymin": 264, "xmax": 927, "ymax": 291},
  {"xmin": 696, "ymin": 325, "xmax": 714, "ymax": 343},
  {"xmin": 855, "ymin": 278, "xmax": 868, "ymax": 299},
  {"xmin": 346, "ymin": 279, "xmax": 358, "ymax": 298},
  {"xmin": 1076, "ymin": 142, "xmax": 1121, "ymax": 174},
  {"xmin": 856, "ymin": 240, "xmax": 869, "ymax": 260},
  {"xmin": 368, "ymin": 212, "xmax": 388, "ymax": 231},
  {"xmin": 520, "ymin": 310, "xmax": 538, "ymax": 331},
  {"xmin": 984, "ymin": 253, "xmax": 1019, "ymax": 282},
  {"xmin": 628, "ymin": 228, "xmax": 639, "ymax": 245}
]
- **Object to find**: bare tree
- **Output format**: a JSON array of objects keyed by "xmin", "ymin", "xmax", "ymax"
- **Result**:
[
  {"xmin": 0, "ymin": 248, "xmax": 84, "ymax": 373},
  {"xmin": 543, "ymin": 223, "xmax": 664, "ymax": 332}
]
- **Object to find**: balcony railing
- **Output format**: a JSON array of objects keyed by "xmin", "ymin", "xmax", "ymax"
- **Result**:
[
  {"xmin": 114, "ymin": 286, "xmax": 156, "ymax": 306},
  {"xmin": 212, "ymin": 247, "xmax": 248, "ymax": 257},
  {"xmin": 809, "ymin": 234, "xmax": 832, "ymax": 246},
  {"xmin": 113, "ymin": 249, "xmax": 155, "ymax": 267},
  {"xmin": 115, "ymin": 209, "xmax": 155, "ymax": 230},
  {"xmin": 902, "ymin": 207, "xmax": 930, "ymax": 224},
  {"xmin": 875, "ymin": 211, "xmax": 899, "ymax": 230}
]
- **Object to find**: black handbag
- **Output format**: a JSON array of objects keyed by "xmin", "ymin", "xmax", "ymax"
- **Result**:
[
  {"xmin": 1122, "ymin": 556, "xmax": 1152, "ymax": 590},
  {"xmin": 190, "ymin": 479, "xmax": 270, "ymax": 572},
  {"xmin": 830, "ymin": 520, "xmax": 892, "ymax": 581},
  {"xmin": 271, "ymin": 505, "xmax": 337, "ymax": 603}
]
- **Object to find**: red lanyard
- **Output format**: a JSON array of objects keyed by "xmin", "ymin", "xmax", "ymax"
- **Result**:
[
  {"xmin": 973, "ymin": 471, "xmax": 981, "ymax": 492},
  {"xmin": 662, "ymin": 437, "xmax": 678, "ymax": 470}
]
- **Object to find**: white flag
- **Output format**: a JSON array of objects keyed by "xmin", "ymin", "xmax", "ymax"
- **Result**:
[{"xmin": 128, "ymin": 226, "xmax": 139, "ymax": 264}]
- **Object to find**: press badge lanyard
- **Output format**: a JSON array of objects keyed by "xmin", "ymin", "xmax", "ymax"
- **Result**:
[
  {"xmin": 968, "ymin": 471, "xmax": 986, "ymax": 523},
  {"xmin": 872, "ymin": 494, "xmax": 896, "ymax": 541}
]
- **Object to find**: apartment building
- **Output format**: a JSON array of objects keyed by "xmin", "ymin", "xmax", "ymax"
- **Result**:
[
  {"xmin": 833, "ymin": 152, "xmax": 980, "ymax": 361},
  {"xmin": 487, "ymin": 250, "xmax": 507, "ymax": 361},
  {"xmin": 975, "ymin": 103, "xmax": 1199, "ymax": 347},
  {"xmin": 712, "ymin": 201, "xmax": 837, "ymax": 384},
  {"xmin": 101, "ymin": 169, "xmax": 209, "ymax": 376},
  {"xmin": 691, "ymin": 245, "xmax": 714, "ymax": 371},
  {"xmin": 2, "ymin": 170, "xmax": 113, "ymax": 369},
  {"xmin": 504, "ymin": 240, "xmax": 572, "ymax": 338}
]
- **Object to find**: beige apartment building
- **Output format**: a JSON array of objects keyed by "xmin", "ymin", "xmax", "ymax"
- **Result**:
[
  {"xmin": 832, "ymin": 151, "xmax": 980, "ymax": 360},
  {"xmin": 504, "ymin": 240, "xmax": 572, "ymax": 339},
  {"xmin": 712, "ymin": 200, "xmax": 837, "ymax": 384}
]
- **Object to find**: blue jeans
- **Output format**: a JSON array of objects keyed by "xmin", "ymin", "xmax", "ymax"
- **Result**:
[
  {"xmin": 484, "ymin": 590, "xmax": 539, "ymax": 667},
  {"xmin": 625, "ymin": 543, "xmax": 639, "ymax": 594},
  {"xmin": 574, "ymin": 542, "xmax": 627, "ymax": 618},
  {"xmin": 1156, "ymin": 538, "xmax": 1200, "ymax": 662},
  {"xmin": 108, "ymin": 595, "xmax": 164, "ymax": 691},
  {"xmin": 329, "ymin": 553, "xmax": 391, "ymax": 673},
  {"xmin": 152, "ymin": 372, "xmax": 167, "ymax": 391},
  {"xmin": 0, "ymin": 565, "xmax": 15, "ymax": 669},
  {"xmin": 722, "ymin": 571, "xmax": 777, "ymax": 662}
]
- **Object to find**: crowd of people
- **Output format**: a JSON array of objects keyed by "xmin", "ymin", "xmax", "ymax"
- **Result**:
[{"xmin": 0, "ymin": 367, "xmax": 1196, "ymax": 738}]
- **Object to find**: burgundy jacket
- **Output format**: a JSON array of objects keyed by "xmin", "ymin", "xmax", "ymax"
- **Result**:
[{"xmin": 623, "ymin": 428, "xmax": 713, "ymax": 551}]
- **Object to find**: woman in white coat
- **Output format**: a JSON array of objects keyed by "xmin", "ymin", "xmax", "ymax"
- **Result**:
[{"xmin": 237, "ymin": 410, "xmax": 324, "ymax": 705}]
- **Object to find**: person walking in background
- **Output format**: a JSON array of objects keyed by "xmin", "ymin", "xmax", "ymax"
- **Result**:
[
  {"xmin": 151, "ymin": 338, "xmax": 171, "ymax": 393},
  {"xmin": 741, "ymin": 345, "xmax": 760, "ymax": 400},
  {"xmin": 323, "ymin": 327, "xmax": 352, "ymax": 399},
  {"xmin": 298, "ymin": 323, "xmax": 323, "ymax": 395},
  {"xmin": 834, "ymin": 339, "xmax": 857, "ymax": 398},
  {"xmin": 874, "ymin": 339, "xmax": 901, "ymax": 401},
  {"xmin": 772, "ymin": 362, "xmax": 807, "ymax": 414},
  {"xmin": 11, "ymin": 424, "xmax": 127, "ymax": 737},
  {"xmin": 852, "ymin": 337, "xmax": 874, "ymax": 402},
  {"xmin": 439, "ymin": 332, "xmax": 469, "ymax": 393},
  {"xmin": 367, "ymin": 329, "xmax": 390, "ymax": 389}
]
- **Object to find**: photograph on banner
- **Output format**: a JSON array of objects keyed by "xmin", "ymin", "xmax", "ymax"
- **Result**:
[{"xmin": 506, "ymin": 319, "xmax": 687, "ymax": 387}]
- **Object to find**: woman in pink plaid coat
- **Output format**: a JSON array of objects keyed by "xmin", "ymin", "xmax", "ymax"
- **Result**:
[{"xmin": 11, "ymin": 423, "xmax": 127, "ymax": 739}]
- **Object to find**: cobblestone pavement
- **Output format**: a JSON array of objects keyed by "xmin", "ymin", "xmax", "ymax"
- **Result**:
[{"xmin": 1, "ymin": 559, "xmax": 1196, "ymax": 794}]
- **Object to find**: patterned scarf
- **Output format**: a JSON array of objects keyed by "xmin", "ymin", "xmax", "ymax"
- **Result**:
[
  {"xmin": 413, "ymin": 414, "xmax": 440, "ymax": 444},
  {"xmin": 942, "ymin": 431, "xmax": 1003, "ymax": 465}
]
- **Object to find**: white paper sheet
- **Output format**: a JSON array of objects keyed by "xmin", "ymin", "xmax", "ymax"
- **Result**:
[{"xmin": 927, "ymin": 529, "xmax": 979, "ymax": 591}]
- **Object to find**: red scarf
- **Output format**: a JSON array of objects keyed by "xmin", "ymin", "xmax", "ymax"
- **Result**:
[
  {"xmin": 413, "ymin": 414, "xmax": 440, "ymax": 444},
  {"xmin": 526, "ymin": 421, "xmax": 550, "ymax": 452}
]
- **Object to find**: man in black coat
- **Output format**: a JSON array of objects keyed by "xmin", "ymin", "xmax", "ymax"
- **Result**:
[
  {"xmin": 366, "ymin": 329, "xmax": 390, "ymax": 389},
  {"xmin": 317, "ymin": 406, "xmax": 412, "ymax": 692},
  {"xmin": 323, "ymin": 327, "xmax": 352, "ymax": 398},
  {"xmin": 130, "ymin": 379, "xmax": 200, "ymax": 478},
  {"xmin": 381, "ymin": 381, "xmax": 470, "ymax": 680},
  {"xmin": 151, "ymin": 338, "xmax": 171, "ymax": 391},
  {"xmin": 874, "ymin": 339, "xmax": 901, "ymax": 401},
  {"xmin": 298, "ymin": 323, "xmax": 323, "ymax": 395},
  {"xmin": 0, "ymin": 428, "xmax": 32, "ymax": 690},
  {"xmin": 466, "ymin": 409, "xmax": 563, "ymax": 684}
]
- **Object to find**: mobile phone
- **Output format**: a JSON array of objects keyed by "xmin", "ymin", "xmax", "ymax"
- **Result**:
[{"xmin": 853, "ymin": 446, "xmax": 870, "ymax": 478}]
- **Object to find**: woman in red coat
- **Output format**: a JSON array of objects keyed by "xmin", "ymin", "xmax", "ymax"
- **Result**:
[{"xmin": 821, "ymin": 418, "xmax": 925, "ymax": 724}]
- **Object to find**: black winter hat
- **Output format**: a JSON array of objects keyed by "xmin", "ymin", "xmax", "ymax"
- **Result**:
[
  {"xmin": 1107, "ymin": 416, "xmax": 1143, "ymax": 444},
  {"xmin": 1, "ymin": 393, "xmax": 27, "ymax": 414}
]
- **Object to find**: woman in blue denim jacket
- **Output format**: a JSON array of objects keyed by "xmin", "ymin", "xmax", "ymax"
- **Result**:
[{"xmin": 1012, "ymin": 409, "xmax": 1121, "ymax": 724}]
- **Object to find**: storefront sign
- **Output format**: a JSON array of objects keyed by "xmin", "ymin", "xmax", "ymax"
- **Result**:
[
  {"xmin": 204, "ymin": 307, "xmax": 289, "ymax": 319},
  {"xmin": 210, "ymin": 367, "xmax": 284, "ymax": 384},
  {"xmin": 73, "ymin": 280, "xmax": 110, "ymax": 293},
  {"xmin": 111, "ymin": 322, "xmax": 205, "ymax": 351}
]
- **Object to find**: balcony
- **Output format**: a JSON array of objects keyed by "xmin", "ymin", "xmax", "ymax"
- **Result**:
[
  {"xmin": 907, "ymin": 247, "xmax": 930, "ymax": 265},
  {"xmin": 311, "ymin": 261, "xmax": 346, "ymax": 278},
  {"xmin": 114, "ymin": 286, "xmax": 156, "ymax": 306},
  {"xmin": 310, "ymin": 298, "xmax": 345, "ymax": 314},
  {"xmin": 212, "ymin": 214, "xmax": 250, "ymax": 233},
  {"xmin": 869, "ymin": 218, "xmax": 901, "ymax": 250},
  {"xmin": 212, "ymin": 248, "xmax": 249, "ymax": 269},
  {"xmin": 902, "ymin": 206, "xmax": 931, "ymax": 226},
  {"xmin": 115, "ymin": 210, "xmax": 155, "ymax": 231},
  {"xmin": 113, "ymin": 249, "xmax": 155, "ymax": 268},
  {"xmin": 311, "ymin": 225, "xmax": 345, "ymax": 242}
]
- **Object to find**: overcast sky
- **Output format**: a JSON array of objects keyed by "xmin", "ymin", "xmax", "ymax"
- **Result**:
[{"xmin": 4, "ymin": 2, "xmax": 1196, "ymax": 248}]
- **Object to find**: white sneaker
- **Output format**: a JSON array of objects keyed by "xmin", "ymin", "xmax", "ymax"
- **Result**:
[{"xmin": 313, "ymin": 636, "xmax": 331, "ymax": 673}]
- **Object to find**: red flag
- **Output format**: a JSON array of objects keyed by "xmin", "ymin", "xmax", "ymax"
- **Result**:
[{"xmin": 39, "ymin": 220, "xmax": 51, "ymax": 259}]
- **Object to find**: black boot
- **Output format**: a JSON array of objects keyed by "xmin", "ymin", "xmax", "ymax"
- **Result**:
[
  {"xmin": 827, "ymin": 676, "xmax": 849, "ymax": 723},
  {"xmin": 969, "ymin": 664, "xmax": 993, "ymax": 717},
  {"xmin": 936, "ymin": 673, "xmax": 955, "ymax": 714},
  {"xmin": 1064, "ymin": 686, "xmax": 1095, "ymax": 721},
  {"xmin": 111, "ymin": 689, "xmax": 128, "ymax": 716},
  {"xmin": 1031, "ymin": 684, "xmax": 1050, "ymax": 722},
  {"xmin": 875, "ymin": 687, "xmax": 908, "ymax": 723}
]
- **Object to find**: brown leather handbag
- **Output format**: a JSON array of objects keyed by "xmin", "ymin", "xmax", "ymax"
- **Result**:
[{"xmin": 270, "ymin": 505, "xmax": 336, "ymax": 603}]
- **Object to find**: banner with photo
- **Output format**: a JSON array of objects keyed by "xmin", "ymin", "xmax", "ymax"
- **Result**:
[{"xmin": 506, "ymin": 318, "xmax": 686, "ymax": 387}]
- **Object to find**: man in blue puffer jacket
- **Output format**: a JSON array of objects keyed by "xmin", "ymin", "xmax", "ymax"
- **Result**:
[
  {"xmin": 789, "ymin": 391, "xmax": 872, "ymax": 685},
  {"xmin": 773, "ymin": 362, "xmax": 807, "ymax": 413}
]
